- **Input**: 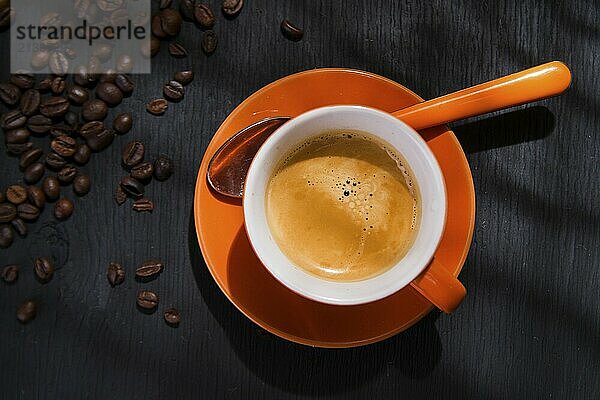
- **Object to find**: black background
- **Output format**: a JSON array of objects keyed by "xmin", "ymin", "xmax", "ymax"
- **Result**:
[{"xmin": 1, "ymin": 1, "xmax": 599, "ymax": 399}]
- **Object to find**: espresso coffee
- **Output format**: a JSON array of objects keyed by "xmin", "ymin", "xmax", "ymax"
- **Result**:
[{"xmin": 266, "ymin": 130, "xmax": 420, "ymax": 282}]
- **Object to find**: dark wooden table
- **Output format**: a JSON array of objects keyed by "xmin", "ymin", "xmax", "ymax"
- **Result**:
[{"xmin": 1, "ymin": 1, "xmax": 598, "ymax": 398}]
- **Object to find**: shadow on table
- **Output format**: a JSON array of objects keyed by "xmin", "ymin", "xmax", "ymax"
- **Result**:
[{"xmin": 188, "ymin": 213, "xmax": 442, "ymax": 395}]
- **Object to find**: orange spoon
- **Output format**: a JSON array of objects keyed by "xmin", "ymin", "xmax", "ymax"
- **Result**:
[{"xmin": 208, "ymin": 61, "xmax": 571, "ymax": 198}]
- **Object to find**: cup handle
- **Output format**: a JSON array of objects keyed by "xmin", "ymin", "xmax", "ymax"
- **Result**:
[{"xmin": 409, "ymin": 258, "xmax": 466, "ymax": 314}]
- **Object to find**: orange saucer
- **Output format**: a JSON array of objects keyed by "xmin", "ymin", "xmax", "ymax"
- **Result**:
[{"xmin": 193, "ymin": 69, "xmax": 475, "ymax": 348}]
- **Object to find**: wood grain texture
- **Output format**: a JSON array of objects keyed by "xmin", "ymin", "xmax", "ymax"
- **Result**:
[{"xmin": 1, "ymin": 0, "xmax": 598, "ymax": 399}]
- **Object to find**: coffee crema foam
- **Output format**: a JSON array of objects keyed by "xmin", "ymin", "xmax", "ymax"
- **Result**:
[{"xmin": 266, "ymin": 130, "xmax": 421, "ymax": 282}]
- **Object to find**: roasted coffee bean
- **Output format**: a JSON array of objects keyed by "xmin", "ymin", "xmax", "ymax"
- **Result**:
[
  {"xmin": 42, "ymin": 176, "xmax": 60, "ymax": 200},
  {"xmin": 97, "ymin": 0, "xmax": 123, "ymax": 12},
  {"xmin": 5, "ymin": 128, "xmax": 30, "ymax": 144},
  {"xmin": 115, "ymin": 185, "xmax": 126, "ymax": 205},
  {"xmin": 96, "ymin": 82, "xmax": 123, "ymax": 106},
  {"xmin": 147, "ymin": 98, "xmax": 168, "ymax": 115},
  {"xmin": 17, "ymin": 300, "xmax": 37, "ymax": 323},
  {"xmin": 37, "ymin": 77, "xmax": 52, "ymax": 92},
  {"xmin": 146, "ymin": 35, "xmax": 161, "ymax": 58},
  {"xmin": 20, "ymin": 89, "xmax": 41, "ymax": 116},
  {"xmin": 73, "ymin": 174, "xmax": 90, "ymax": 196},
  {"xmin": 24, "ymin": 163, "xmax": 45, "ymax": 184},
  {"xmin": 51, "ymin": 135, "xmax": 77, "ymax": 157},
  {"xmin": 281, "ymin": 19, "xmax": 304, "ymax": 41},
  {"xmin": 67, "ymin": 86, "xmax": 89, "ymax": 105},
  {"xmin": 45, "ymin": 152, "xmax": 67, "ymax": 170},
  {"xmin": 79, "ymin": 121, "xmax": 104, "ymax": 139},
  {"xmin": 0, "ymin": 82, "xmax": 20, "ymax": 106},
  {"xmin": 151, "ymin": 14, "xmax": 167, "ymax": 38},
  {"xmin": 114, "ymin": 74, "xmax": 134, "ymax": 95},
  {"xmin": 1, "ymin": 264, "xmax": 19, "ymax": 283},
  {"xmin": 57, "ymin": 165, "xmax": 77, "ymax": 184},
  {"xmin": 0, "ymin": 203, "xmax": 16, "ymax": 223},
  {"xmin": 6, "ymin": 142, "xmax": 34, "ymax": 156},
  {"xmin": 120, "ymin": 176, "xmax": 144, "ymax": 199},
  {"xmin": 19, "ymin": 147, "xmax": 43, "ymax": 169},
  {"xmin": 92, "ymin": 43, "xmax": 113, "ymax": 62},
  {"xmin": 86, "ymin": 128, "xmax": 115, "ymax": 152},
  {"xmin": 27, "ymin": 186, "xmax": 46, "ymax": 209},
  {"xmin": 160, "ymin": 0, "xmax": 173, "ymax": 9},
  {"xmin": 11, "ymin": 218, "xmax": 27, "ymax": 237},
  {"xmin": 137, "ymin": 290, "xmax": 159, "ymax": 310},
  {"xmin": 99, "ymin": 70, "xmax": 117, "ymax": 84},
  {"xmin": 0, "ymin": 0, "xmax": 13, "ymax": 30},
  {"xmin": 194, "ymin": 4, "xmax": 215, "ymax": 27},
  {"xmin": 40, "ymin": 97, "xmax": 70, "ymax": 118},
  {"xmin": 49, "ymin": 124, "xmax": 75, "ymax": 138},
  {"xmin": 222, "ymin": 0, "xmax": 243, "ymax": 16},
  {"xmin": 174, "ymin": 70, "xmax": 194, "ymax": 86},
  {"xmin": 168, "ymin": 42, "xmax": 188, "ymax": 58},
  {"xmin": 72, "ymin": 144, "xmax": 91, "ymax": 165},
  {"xmin": 0, "ymin": 224, "xmax": 13, "ymax": 248},
  {"xmin": 54, "ymin": 197, "xmax": 73, "ymax": 220},
  {"xmin": 180, "ymin": 0, "xmax": 196, "ymax": 21},
  {"xmin": 122, "ymin": 140, "xmax": 145, "ymax": 167},
  {"xmin": 34, "ymin": 256, "xmax": 54, "ymax": 282},
  {"xmin": 133, "ymin": 198, "xmax": 154, "ymax": 212},
  {"xmin": 49, "ymin": 51, "xmax": 69, "ymax": 75},
  {"xmin": 136, "ymin": 259, "xmax": 163, "ymax": 278},
  {"xmin": 6, "ymin": 185, "xmax": 27, "ymax": 205},
  {"xmin": 87, "ymin": 55, "xmax": 101, "ymax": 77},
  {"xmin": 116, "ymin": 54, "xmax": 133, "ymax": 74},
  {"xmin": 73, "ymin": 65, "xmax": 97, "ymax": 87},
  {"xmin": 107, "ymin": 262, "xmax": 125, "ymax": 286},
  {"xmin": 113, "ymin": 112, "xmax": 132, "ymax": 134},
  {"xmin": 27, "ymin": 115, "xmax": 52, "ymax": 134},
  {"xmin": 164, "ymin": 308, "xmax": 180, "ymax": 326},
  {"xmin": 82, "ymin": 99, "xmax": 108, "ymax": 121},
  {"xmin": 201, "ymin": 30, "xmax": 217, "ymax": 54},
  {"xmin": 17, "ymin": 203, "xmax": 40, "ymax": 221},
  {"xmin": 154, "ymin": 155, "xmax": 174, "ymax": 181},
  {"xmin": 11, "ymin": 74, "xmax": 35, "ymax": 90},
  {"xmin": 1, "ymin": 110, "xmax": 27, "ymax": 130},
  {"xmin": 158, "ymin": 9, "xmax": 182, "ymax": 36},
  {"xmin": 31, "ymin": 50, "xmax": 50, "ymax": 70},
  {"xmin": 65, "ymin": 47, "xmax": 77, "ymax": 59},
  {"xmin": 130, "ymin": 162, "xmax": 154, "ymax": 181},
  {"xmin": 163, "ymin": 80, "xmax": 184, "ymax": 101},
  {"xmin": 50, "ymin": 77, "xmax": 66, "ymax": 95},
  {"xmin": 64, "ymin": 111, "xmax": 80, "ymax": 128}
]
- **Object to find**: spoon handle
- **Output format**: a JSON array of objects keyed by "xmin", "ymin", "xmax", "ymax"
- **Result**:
[{"xmin": 394, "ymin": 61, "xmax": 571, "ymax": 131}]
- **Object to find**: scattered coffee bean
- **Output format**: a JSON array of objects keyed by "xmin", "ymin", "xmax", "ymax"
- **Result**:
[
  {"xmin": 49, "ymin": 124, "xmax": 75, "ymax": 138},
  {"xmin": 113, "ymin": 112, "xmax": 132, "ymax": 134},
  {"xmin": 19, "ymin": 147, "xmax": 43, "ymax": 169},
  {"xmin": 92, "ymin": 43, "xmax": 113, "ymax": 62},
  {"xmin": 0, "ymin": 203, "xmax": 17, "ymax": 223},
  {"xmin": 82, "ymin": 99, "xmax": 108, "ymax": 121},
  {"xmin": 222, "ymin": 0, "xmax": 243, "ymax": 17},
  {"xmin": 174, "ymin": 70, "xmax": 194, "ymax": 86},
  {"xmin": 64, "ymin": 111, "xmax": 80, "ymax": 128},
  {"xmin": 34, "ymin": 256, "xmax": 54, "ymax": 282},
  {"xmin": 11, "ymin": 73, "xmax": 35, "ymax": 90},
  {"xmin": 51, "ymin": 135, "xmax": 77, "ymax": 157},
  {"xmin": 137, "ymin": 290, "xmax": 159, "ymax": 310},
  {"xmin": 164, "ymin": 308, "xmax": 180, "ymax": 326},
  {"xmin": 45, "ymin": 152, "xmax": 68, "ymax": 170},
  {"xmin": 168, "ymin": 42, "xmax": 188, "ymax": 58},
  {"xmin": 159, "ymin": 8, "xmax": 183, "ymax": 36},
  {"xmin": 73, "ymin": 65, "xmax": 97, "ymax": 87},
  {"xmin": 31, "ymin": 50, "xmax": 50, "ymax": 70},
  {"xmin": 49, "ymin": 51, "xmax": 69, "ymax": 75},
  {"xmin": 1, "ymin": 264, "xmax": 19, "ymax": 283},
  {"xmin": 114, "ymin": 74, "xmax": 134, "ymax": 95},
  {"xmin": 107, "ymin": 262, "xmax": 125, "ymax": 286},
  {"xmin": 40, "ymin": 97, "xmax": 70, "ymax": 118},
  {"xmin": 163, "ymin": 80, "xmax": 184, "ymax": 101},
  {"xmin": 24, "ymin": 162, "xmax": 45, "ymax": 184},
  {"xmin": 116, "ymin": 54, "xmax": 134, "ymax": 73},
  {"xmin": 130, "ymin": 161, "xmax": 154, "ymax": 181},
  {"xmin": 5, "ymin": 128, "xmax": 30, "ymax": 144},
  {"xmin": 54, "ymin": 197, "xmax": 74, "ymax": 220},
  {"xmin": 17, "ymin": 203, "xmax": 40, "ymax": 221},
  {"xmin": 73, "ymin": 174, "xmax": 91, "ymax": 196},
  {"xmin": 67, "ymin": 86, "xmax": 90, "ymax": 105},
  {"xmin": 86, "ymin": 128, "xmax": 115, "ymax": 152},
  {"xmin": 180, "ymin": 0, "xmax": 196, "ymax": 20},
  {"xmin": 146, "ymin": 35, "xmax": 161, "ymax": 58},
  {"xmin": 195, "ymin": 3, "xmax": 215, "ymax": 27},
  {"xmin": 42, "ymin": 176, "xmax": 61, "ymax": 201},
  {"xmin": 114, "ymin": 185, "xmax": 127, "ymax": 205},
  {"xmin": 72, "ymin": 144, "xmax": 92, "ymax": 165},
  {"xmin": 133, "ymin": 198, "xmax": 154, "ymax": 212},
  {"xmin": 37, "ymin": 77, "xmax": 52, "ymax": 92},
  {"xmin": 0, "ymin": 82, "xmax": 20, "ymax": 106},
  {"xmin": 154, "ymin": 155, "xmax": 174, "ymax": 181},
  {"xmin": 0, "ymin": 224, "xmax": 14, "ymax": 248},
  {"xmin": 122, "ymin": 140, "xmax": 145, "ymax": 167},
  {"xmin": 27, "ymin": 114, "xmax": 52, "ymax": 134},
  {"xmin": 152, "ymin": 14, "xmax": 167, "ymax": 38},
  {"xmin": 1, "ymin": 110, "xmax": 27, "ymax": 130},
  {"xmin": 27, "ymin": 186, "xmax": 46, "ymax": 209},
  {"xmin": 96, "ymin": 82, "xmax": 123, "ymax": 106},
  {"xmin": 79, "ymin": 121, "xmax": 104, "ymax": 139},
  {"xmin": 136, "ymin": 259, "xmax": 163, "ymax": 278},
  {"xmin": 281, "ymin": 19, "xmax": 304, "ymax": 41},
  {"xmin": 147, "ymin": 98, "xmax": 168, "ymax": 115},
  {"xmin": 50, "ymin": 77, "xmax": 66, "ymax": 95},
  {"xmin": 160, "ymin": 0, "xmax": 173, "ymax": 9},
  {"xmin": 20, "ymin": 89, "xmax": 41, "ymax": 116},
  {"xmin": 120, "ymin": 176, "xmax": 144, "ymax": 199},
  {"xmin": 6, "ymin": 185, "xmax": 27, "ymax": 205},
  {"xmin": 57, "ymin": 165, "xmax": 78, "ymax": 184},
  {"xmin": 99, "ymin": 70, "xmax": 117, "ymax": 84},
  {"xmin": 11, "ymin": 218, "xmax": 27, "ymax": 237},
  {"xmin": 201, "ymin": 30, "xmax": 218, "ymax": 54},
  {"xmin": 6, "ymin": 142, "xmax": 34, "ymax": 156},
  {"xmin": 17, "ymin": 300, "xmax": 37, "ymax": 323}
]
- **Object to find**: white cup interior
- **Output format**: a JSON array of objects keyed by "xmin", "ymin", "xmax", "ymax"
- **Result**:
[{"xmin": 243, "ymin": 106, "xmax": 447, "ymax": 305}]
